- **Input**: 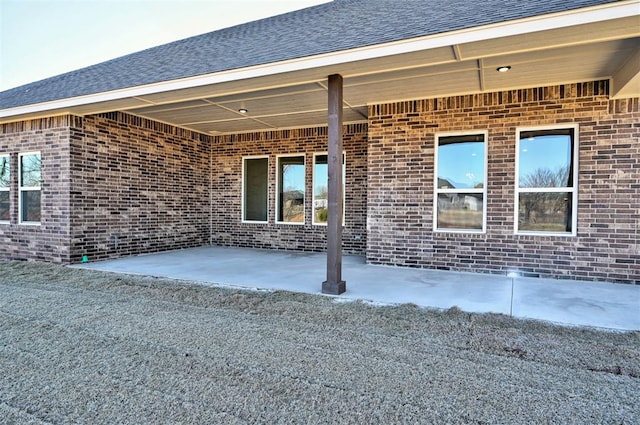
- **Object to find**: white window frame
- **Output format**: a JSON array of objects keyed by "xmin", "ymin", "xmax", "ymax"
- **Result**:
[
  {"xmin": 312, "ymin": 152, "xmax": 346, "ymax": 226},
  {"xmin": 276, "ymin": 154, "xmax": 306, "ymax": 225},
  {"xmin": 0, "ymin": 154, "xmax": 9, "ymax": 224},
  {"xmin": 433, "ymin": 131, "xmax": 488, "ymax": 233},
  {"xmin": 19, "ymin": 151, "xmax": 41, "ymax": 226},
  {"xmin": 514, "ymin": 124, "xmax": 579, "ymax": 237},
  {"xmin": 241, "ymin": 155, "xmax": 269, "ymax": 224}
]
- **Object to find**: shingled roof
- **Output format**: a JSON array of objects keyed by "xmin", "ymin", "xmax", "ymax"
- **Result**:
[{"xmin": 0, "ymin": 0, "xmax": 618, "ymax": 110}]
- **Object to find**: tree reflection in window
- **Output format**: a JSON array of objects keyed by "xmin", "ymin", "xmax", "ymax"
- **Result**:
[
  {"xmin": 0, "ymin": 155, "xmax": 9, "ymax": 222},
  {"xmin": 20, "ymin": 152, "xmax": 41, "ymax": 224},
  {"xmin": 277, "ymin": 156, "xmax": 305, "ymax": 223},
  {"xmin": 517, "ymin": 129, "xmax": 575, "ymax": 233},
  {"xmin": 313, "ymin": 153, "xmax": 345, "ymax": 225},
  {"xmin": 21, "ymin": 154, "xmax": 41, "ymax": 187}
]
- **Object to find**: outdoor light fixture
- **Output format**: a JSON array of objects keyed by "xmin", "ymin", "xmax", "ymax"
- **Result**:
[
  {"xmin": 497, "ymin": 66, "xmax": 511, "ymax": 72},
  {"xmin": 238, "ymin": 108, "xmax": 248, "ymax": 114}
]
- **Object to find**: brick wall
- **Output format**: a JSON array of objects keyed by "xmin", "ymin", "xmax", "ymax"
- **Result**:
[
  {"xmin": 68, "ymin": 112, "xmax": 211, "ymax": 262},
  {"xmin": 367, "ymin": 81, "xmax": 639, "ymax": 284},
  {"xmin": 211, "ymin": 124, "xmax": 368, "ymax": 254},
  {"xmin": 0, "ymin": 116, "xmax": 73, "ymax": 262},
  {"xmin": 2, "ymin": 82, "xmax": 637, "ymax": 285}
]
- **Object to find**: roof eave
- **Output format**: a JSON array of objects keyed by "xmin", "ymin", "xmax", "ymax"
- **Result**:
[{"xmin": 1, "ymin": 0, "xmax": 638, "ymax": 122}]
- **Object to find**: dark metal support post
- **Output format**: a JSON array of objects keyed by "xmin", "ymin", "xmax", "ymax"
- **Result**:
[{"xmin": 322, "ymin": 74, "xmax": 346, "ymax": 295}]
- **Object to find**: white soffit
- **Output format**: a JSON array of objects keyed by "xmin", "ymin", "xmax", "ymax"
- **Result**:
[{"xmin": 611, "ymin": 47, "xmax": 640, "ymax": 98}]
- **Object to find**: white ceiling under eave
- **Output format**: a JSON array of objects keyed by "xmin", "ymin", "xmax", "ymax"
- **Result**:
[
  {"xmin": 1, "ymin": 8, "xmax": 639, "ymax": 135},
  {"xmin": 611, "ymin": 47, "xmax": 640, "ymax": 99}
]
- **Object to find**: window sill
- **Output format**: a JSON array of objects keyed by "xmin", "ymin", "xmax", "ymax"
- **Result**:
[
  {"xmin": 515, "ymin": 231, "xmax": 576, "ymax": 237},
  {"xmin": 434, "ymin": 228, "xmax": 485, "ymax": 234}
]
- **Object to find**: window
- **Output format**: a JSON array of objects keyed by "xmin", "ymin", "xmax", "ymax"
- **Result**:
[
  {"xmin": 515, "ymin": 126, "xmax": 577, "ymax": 235},
  {"xmin": 242, "ymin": 156, "xmax": 268, "ymax": 223},
  {"xmin": 0, "ymin": 154, "xmax": 9, "ymax": 223},
  {"xmin": 277, "ymin": 155, "xmax": 305, "ymax": 224},
  {"xmin": 19, "ymin": 152, "xmax": 41, "ymax": 224},
  {"xmin": 312, "ymin": 153, "xmax": 345, "ymax": 225},
  {"xmin": 434, "ymin": 133, "xmax": 487, "ymax": 232}
]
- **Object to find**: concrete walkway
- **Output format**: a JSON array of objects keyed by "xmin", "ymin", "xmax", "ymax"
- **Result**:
[{"xmin": 74, "ymin": 246, "xmax": 640, "ymax": 331}]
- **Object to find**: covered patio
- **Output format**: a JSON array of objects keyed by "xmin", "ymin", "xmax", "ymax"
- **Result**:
[
  {"xmin": 75, "ymin": 246, "xmax": 640, "ymax": 331},
  {"xmin": 1, "ymin": 1, "xmax": 638, "ymax": 325}
]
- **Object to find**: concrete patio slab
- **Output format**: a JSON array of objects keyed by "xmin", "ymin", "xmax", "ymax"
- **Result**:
[{"xmin": 74, "ymin": 246, "xmax": 640, "ymax": 331}]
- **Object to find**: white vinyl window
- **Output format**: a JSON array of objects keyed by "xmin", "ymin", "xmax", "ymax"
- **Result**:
[
  {"xmin": 277, "ymin": 155, "xmax": 305, "ymax": 224},
  {"xmin": 434, "ymin": 133, "xmax": 487, "ymax": 232},
  {"xmin": 242, "ymin": 156, "xmax": 269, "ymax": 223},
  {"xmin": 312, "ymin": 152, "xmax": 345, "ymax": 225},
  {"xmin": 0, "ymin": 154, "xmax": 9, "ymax": 223},
  {"xmin": 515, "ymin": 126, "xmax": 578, "ymax": 235},
  {"xmin": 19, "ymin": 152, "xmax": 41, "ymax": 225}
]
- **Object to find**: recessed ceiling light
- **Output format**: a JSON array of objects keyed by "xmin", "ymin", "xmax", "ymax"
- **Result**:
[
  {"xmin": 497, "ymin": 66, "xmax": 511, "ymax": 73},
  {"xmin": 238, "ymin": 108, "xmax": 248, "ymax": 114}
]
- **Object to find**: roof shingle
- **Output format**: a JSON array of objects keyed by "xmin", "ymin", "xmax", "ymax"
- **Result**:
[{"xmin": 0, "ymin": 0, "xmax": 615, "ymax": 109}]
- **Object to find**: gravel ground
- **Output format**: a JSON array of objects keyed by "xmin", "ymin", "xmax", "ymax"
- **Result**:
[{"xmin": 0, "ymin": 262, "xmax": 638, "ymax": 424}]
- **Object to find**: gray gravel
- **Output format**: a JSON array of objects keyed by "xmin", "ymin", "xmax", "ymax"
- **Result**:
[{"xmin": 0, "ymin": 262, "xmax": 638, "ymax": 424}]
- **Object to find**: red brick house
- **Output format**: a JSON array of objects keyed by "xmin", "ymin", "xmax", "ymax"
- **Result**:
[{"xmin": 1, "ymin": 0, "xmax": 638, "ymax": 288}]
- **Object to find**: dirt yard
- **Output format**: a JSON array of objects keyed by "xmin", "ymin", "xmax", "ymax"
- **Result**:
[{"xmin": 1, "ymin": 261, "xmax": 638, "ymax": 424}]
